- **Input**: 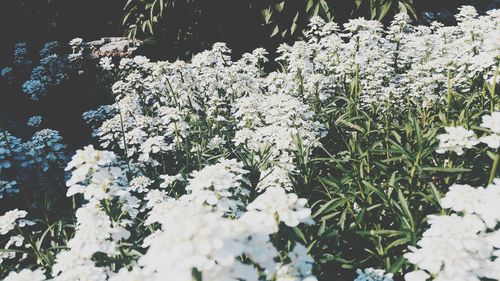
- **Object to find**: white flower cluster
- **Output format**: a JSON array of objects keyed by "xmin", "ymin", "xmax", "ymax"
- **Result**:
[
  {"xmin": 0, "ymin": 209, "xmax": 33, "ymax": 266},
  {"xmin": 99, "ymin": 57, "xmax": 115, "ymax": 71},
  {"xmin": 88, "ymin": 40, "xmax": 325, "ymax": 194},
  {"xmin": 247, "ymin": 186, "xmax": 312, "ymax": 227},
  {"xmin": 41, "ymin": 144, "xmax": 316, "ymax": 281},
  {"xmin": 404, "ymin": 179, "xmax": 500, "ymax": 281},
  {"xmin": 132, "ymin": 158, "xmax": 315, "ymax": 281},
  {"xmin": 0, "ymin": 209, "xmax": 31, "ymax": 235},
  {"xmin": 52, "ymin": 145, "xmax": 137, "ymax": 281},
  {"xmin": 4, "ymin": 268, "xmax": 46, "ymax": 281},
  {"xmin": 68, "ymin": 38, "xmax": 84, "ymax": 61},
  {"xmin": 479, "ymin": 112, "xmax": 500, "ymax": 149},
  {"xmin": 436, "ymin": 126, "xmax": 478, "ymax": 155},
  {"xmin": 59, "ymin": 35, "xmax": 326, "ymax": 279},
  {"xmin": 2, "ymin": 6, "xmax": 498, "ymax": 280},
  {"xmin": 436, "ymin": 111, "xmax": 500, "ymax": 155},
  {"xmin": 233, "ymin": 91, "xmax": 325, "ymax": 191},
  {"xmin": 273, "ymin": 7, "xmax": 499, "ymax": 109},
  {"xmin": 354, "ymin": 268, "xmax": 394, "ymax": 281}
]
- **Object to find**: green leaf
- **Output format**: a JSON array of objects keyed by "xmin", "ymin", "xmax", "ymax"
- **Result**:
[
  {"xmin": 275, "ymin": 1, "xmax": 285, "ymax": 13},
  {"xmin": 421, "ymin": 167, "xmax": 472, "ymax": 173},
  {"xmin": 389, "ymin": 256, "xmax": 407, "ymax": 273},
  {"xmin": 270, "ymin": 25, "xmax": 280, "ymax": 37},
  {"xmin": 357, "ymin": 229, "xmax": 409, "ymax": 236},
  {"xmin": 293, "ymin": 227, "xmax": 307, "ymax": 244},
  {"xmin": 337, "ymin": 119, "xmax": 365, "ymax": 133},
  {"xmin": 378, "ymin": 0, "xmax": 393, "ymax": 20},
  {"xmin": 291, "ymin": 12, "xmax": 299, "ymax": 35},
  {"xmin": 262, "ymin": 7, "xmax": 273, "ymax": 23},
  {"xmin": 397, "ymin": 189, "xmax": 414, "ymax": 229}
]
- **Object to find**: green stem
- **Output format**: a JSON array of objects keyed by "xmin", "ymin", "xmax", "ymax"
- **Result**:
[
  {"xmin": 491, "ymin": 64, "xmax": 499, "ymax": 112},
  {"xmin": 489, "ymin": 152, "xmax": 499, "ymax": 185},
  {"xmin": 446, "ymin": 68, "xmax": 452, "ymax": 117},
  {"xmin": 118, "ymin": 106, "xmax": 132, "ymax": 179},
  {"xmin": 192, "ymin": 268, "xmax": 202, "ymax": 281}
]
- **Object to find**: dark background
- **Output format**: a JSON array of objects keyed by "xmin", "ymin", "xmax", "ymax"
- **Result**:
[{"xmin": 1, "ymin": 0, "xmax": 499, "ymax": 63}]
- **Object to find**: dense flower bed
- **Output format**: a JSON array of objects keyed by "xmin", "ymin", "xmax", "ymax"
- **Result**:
[{"xmin": 0, "ymin": 5, "xmax": 499, "ymax": 281}]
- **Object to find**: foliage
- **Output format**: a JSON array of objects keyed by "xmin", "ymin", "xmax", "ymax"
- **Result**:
[
  {"xmin": 121, "ymin": 0, "xmax": 417, "ymax": 41},
  {"xmin": 261, "ymin": 0, "xmax": 417, "ymax": 39},
  {"xmin": 122, "ymin": 0, "xmax": 169, "ymax": 39}
]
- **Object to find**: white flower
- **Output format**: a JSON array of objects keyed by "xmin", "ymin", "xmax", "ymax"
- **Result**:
[
  {"xmin": 66, "ymin": 204, "xmax": 117, "ymax": 258},
  {"xmin": 145, "ymin": 189, "xmax": 167, "ymax": 209},
  {"xmin": 436, "ymin": 126, "xmax": 478, "ymax": 155},
  {"xmin": 187, "ymin": 159, "xmax": 248, "ymax": 194},
  {"xmin": 4, "ymin": 269, "xmax": 46, "ymax": 281},
  {"xmin": 159, "ymin": 174, "xmax": 180, "ymax": 188},
  {"xmin": 355, "ymin": 268, "xmax": 393, "ymax": 281},
  {"xmin": 6, "ymin": 235, "xmax": 24, "ymax": 248},
  {"xmin": 287, "ymin": 244, "xmax": 316, "ymax": 279},
  {"xmin": 247, "ymin": 187, "xmax": 312, "ymax": 227},
  {"xmin": 481, "ymin": 112, "xmax": 500, "ymax": 134},
  {"xmin": 440, "ymin": 181, "xmax": 500, "ymax": 228},
  {"xmin": 65, "ymin": 145, "xmax": 116, "ymax": 189},
  {"xmin": 404, "ymin": 270, "xmax": 430, "ymax": 281},
  {"xmin": 478, "ymin": 112, "xmax": 500, "ymax": 149},
  {"xmin": 207, "ymin": 135, "xmax": 227, "ymax": 149},
  {"xmin": 129, "ymin": 176, "xmax": 153, "ymax": 193},
  {"xmin": 51, "ymin": 250, "xmax": 107, "ymax": 281},
  {"xmin": 480, "ymin": 133, "xmax": 500, "ymax": 149},
  {"xmin": 405, "ymin": 179, "xmax": 500, "ymax": 281},
  {"xmin": 69, "ymin": 38, "xmax": 83, "ymax": 47},
  {"xmin": 138, "ymin": 136, "xmax": 169, "ymax": 164},
  {"xmin": 99, "ymin": 57, "xmax": 115, "ymax": 71},
  {"xmin": 140, "ymin": 203, "xmax": 248, "ymax": 280},
  {"xmin": 0, "ymin": 209, "xmax": 28, "ymax": 235}
]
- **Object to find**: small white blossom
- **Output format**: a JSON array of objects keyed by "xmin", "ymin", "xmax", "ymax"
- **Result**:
[
  {"xmin": 355, "ymin": 268, "xmax": 394, "ymax": 281},
  {"xmin": 0, "ymin": 209, "xmax": 29, "ymax": 235},
  {"xmin": 99, "ymin": 57, "xmax": 115, "ymax": 71},
  {"xmin": 4, "ymin": 269, "xmax": 46, "ymax": 281},
  {"xmin": 481, "ymin": 112, "xmax": 500, "ymax": 134},
  {"xmin": 247, "ymin": 187, "xmax": 312, "ymax": 227},
  {"xmin": 436, "ymin": 126, "xmax": 478, "ymax": 155}
]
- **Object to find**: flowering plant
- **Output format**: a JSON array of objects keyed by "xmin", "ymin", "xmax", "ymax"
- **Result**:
[{"xmin": 0, "ymin": 5, "xmax": 499, "ymax": 281}]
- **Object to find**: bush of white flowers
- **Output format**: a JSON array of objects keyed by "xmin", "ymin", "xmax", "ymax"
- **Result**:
[{"xmin": 0, "ymin": 5, "xmax": 499, "ymax": 281}]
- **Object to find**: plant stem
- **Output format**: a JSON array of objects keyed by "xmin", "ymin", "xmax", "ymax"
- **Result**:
[
  {"xmin": 118, "ymin": 106, "xmax": 132, "ymax": 179},
  {"xmin": 489, "ymin": 152, "xmax": 499, "ymax": 185},
  {"xmin": 492, "ymin": 64, "xmax": 499, "ymax": 112},
  {"xmin": 446, "ymin": 68, "xmax": 452, "ymax": 117},
  {"xmin": 192, "ymin": 268, "xmax": 202, "ymax": 281}
]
